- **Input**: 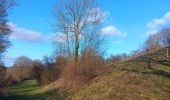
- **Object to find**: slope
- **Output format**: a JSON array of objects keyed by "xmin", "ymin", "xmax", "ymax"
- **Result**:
[
  {"xmin": 70, "ymin": 46, "xmax": 170, "ymax": 100},
  {"xmin": 3, "ymin": 46, "xmax": 170, "ymax": 100}
]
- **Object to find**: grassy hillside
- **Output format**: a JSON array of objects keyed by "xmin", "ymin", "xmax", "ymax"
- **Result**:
[
  {"xmin": 71, "ymin": 61, "xmax": 170, "ymax": 100},
  {"xmin": 1, "ymin": 47, "xmax": 170, "ymax": 100},
  {"xmin": 70, "ymin": 47, "xmax": 170, "ymax": 99}
]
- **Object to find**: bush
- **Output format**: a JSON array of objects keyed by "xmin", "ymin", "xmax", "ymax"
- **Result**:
[
  {"xmin": 38, "ymin": 56, "xmax": 68, "ymax": 85},
  {"xmin": 76, "ymin": 57, "xmax": 103, "ymax": 79},
  {"xmin": 60, "ymin": 48, "xmax": 105, "ymax": 89},
  {"xmin": 5, "ymin": 75, "xmax": 17, "ymax": 86}
]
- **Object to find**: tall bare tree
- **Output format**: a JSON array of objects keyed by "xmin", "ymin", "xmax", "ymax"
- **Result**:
[
  {"xmin": 0, "ymin": 0, "xmax": 15, "ymax": 64},
  {"xmin": 53, "ymin": 0, "xmax": 105, "ymax": 63}
]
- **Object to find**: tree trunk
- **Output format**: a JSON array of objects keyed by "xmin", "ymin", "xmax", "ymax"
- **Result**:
[
  {"xmin": 74, "ymin": 40, "xmax": 79, "ymax": 63},
  {"xmin": 147, "ymin": 49, "xmax": 151, "ymax": 68},
  {"xmin": 66, "ymin": 33, "xmax": 71, "ymax": 59},
  {"xmin": 167, "ymin": 47, "xmax": 169, "ymax": 58}
]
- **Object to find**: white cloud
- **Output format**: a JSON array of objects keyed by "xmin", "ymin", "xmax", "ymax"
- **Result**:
[
  {"xmin": 146, "ymin": 11, "xmax": 170, "ymax": 35},
  {"xmin": 49, "ymin": 32, "xmax": 66, "ymax": 43},
  {"xmin": 102, "ymin": 26, "xmax": 127, "ymax": 37},
  {"xmin": 8, "ymin": 22, "xmax": 46, "ymax": 42}
]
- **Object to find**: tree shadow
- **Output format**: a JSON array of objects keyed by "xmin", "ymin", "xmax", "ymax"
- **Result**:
[
  {"xmin": 0, "ymin": 90, "xmax": 64, "ymax": 100},
  {"xmin": 121, "ymin": 68, "xmax": 170, "ymax": 79},
  {"xmin": 143, "ymin": 68, "xmax": 170, "ymax": 79},
  {"xmin": 11, "ymin": 84, "xmax": 38, "ymax": 89},
  {"xmin": 13, "ymin": 88, "xmax": 39, "ymax": 94},
  {"xmin": 157, "ymin": 60, "xmax": 170, "ymax": 67}
]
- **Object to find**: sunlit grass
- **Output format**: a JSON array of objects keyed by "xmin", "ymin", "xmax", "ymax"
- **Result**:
[
  {"xmin": 72, "ymin": 61, "xmax": 170, "ymax": 100},
  {"xmin": 4, "ymin": 47, "xmax": 170, "ymax": 100},
  {"xmin": 5, "ymin": 79, "xmax": 63, "ymax": 100},
  {"xmin": 9, "ymin": 80, "xmax": 39, "ymax": 94}
]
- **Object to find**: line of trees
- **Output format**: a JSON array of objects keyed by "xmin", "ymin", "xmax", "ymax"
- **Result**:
[
  {"xmin": 106, "ymin": 27, "xmax": 170, "ymax": 64},
  {"xmin": 144, "ymin": 28, "xmax": 170, "ymax": 51},
  {"xmin": 0, "ymin": 0, "xmax": 15, "ymax": 88},
  {"xmin": 3, "ymin": 55, "xmax": 68, "ymax": 86}
]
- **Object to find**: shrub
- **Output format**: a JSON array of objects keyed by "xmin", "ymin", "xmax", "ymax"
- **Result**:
[{"xmin": 60, "ymin": 48, "xmax": 105, "ymax": 89}]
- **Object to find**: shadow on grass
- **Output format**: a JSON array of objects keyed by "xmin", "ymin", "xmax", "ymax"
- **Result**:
[
  {"xmin": 11, "ymin": 84, "xmax": 38, "ymax": 89},
  {"xmin": 122, "ymin": 68, "xmax": 170, "ymax": 79},
  {"xmin": 13, "ymin": 88, "xmax": 39, "ymax": 94},
  {"xmin": 143, "ymin": 68, "xmax": 170, "ymax": 79},
  {"xmin": 157, "ymin": 60, "xmax": 170, "ymax": 67},
  {"xmin": 0, "ymin": 90, "xmax": 64, "ymax": 100},
  {"xmin": 12, "ymin": 83, "xmax": 38, "ymax": 88}
]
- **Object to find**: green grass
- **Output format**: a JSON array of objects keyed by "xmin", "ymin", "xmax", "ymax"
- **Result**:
[
  {"xmin": 9, "ymin": 80, "xmax": 39, "ymax": 94},
  {"xmin": 1, "ymin": 79, "xmax": 63, "ymax": 100},
  {"xmin": 71, "ymin": 61, "xmax": 170, "ymax": 100},
  {"xmin": 68, "ymin": 46, "xmax": 170, "ymax": 99},
  {"xmin": 2, "ymin": 46, "xmax": 170, "ymax": 100}
]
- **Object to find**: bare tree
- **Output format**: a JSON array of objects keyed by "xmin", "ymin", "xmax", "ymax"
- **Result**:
[
  {"xmin": 53, "ymin": 0, "xmax": 105, "ymax": 63},
  {"xmin": 0, "ymin": 0, "xmax": 15, "ymax": 87},
  {"xmin": 144, "ymin": 33, "xmax": 161, "ymax": 51},
  {"xmin": 159, "ymin": 27, "xmax": 170, "ymax": 46},
  {"xmin": 146, "ymin": 48, "xmax": 151, "ymax": 68},
  {"xmin": 107, "ymin": 54, "xmax": 129, "ymax": 63},
  {"xmin": 0, "ymin": 0, "xmax": 15, "ymax": 64},
  {"xmin": 158, "ymin": 27, "xmax": 170, "ymax": 58},
  {"xmin": 13, "ymin": 56, "xmax": 33, "ymax": 80}
]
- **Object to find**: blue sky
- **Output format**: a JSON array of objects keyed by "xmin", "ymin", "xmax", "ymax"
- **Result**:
[{"xmin": 4, "ymin": 0, "xmax": 170, "ymax": 66}]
